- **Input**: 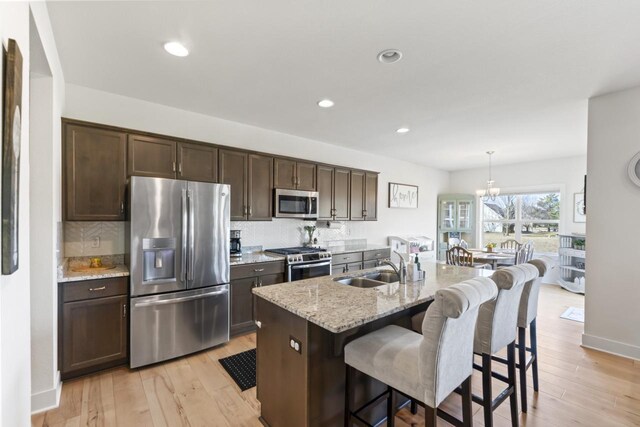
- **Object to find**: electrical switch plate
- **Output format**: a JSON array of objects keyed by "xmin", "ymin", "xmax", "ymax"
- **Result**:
[{"xmin": 91, "ymin": 236, "xmax": 100, "ymax": 248}]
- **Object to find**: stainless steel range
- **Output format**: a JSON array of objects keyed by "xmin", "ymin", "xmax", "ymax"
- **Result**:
[{"xmin": 265, "ymin": 247, "xmax": 332, "ymax": 281}]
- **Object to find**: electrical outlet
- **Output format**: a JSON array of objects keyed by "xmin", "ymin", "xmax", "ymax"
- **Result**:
[
  {"xmin": 289, "ymin": 335, "xmax": 302, "ymax": 354},
  {"xmin": 91, "ymin": 236, "xmax": 100, "ymax": 248}
]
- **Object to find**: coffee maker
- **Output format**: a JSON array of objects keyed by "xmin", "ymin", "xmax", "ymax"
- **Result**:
[{"xmin": 230, "ymin": 230, "xmax": 242, "ymax": 258}]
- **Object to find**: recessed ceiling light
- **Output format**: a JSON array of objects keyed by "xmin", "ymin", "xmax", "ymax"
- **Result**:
[
  {"xmin": 377, "ymin": 49, "xmax": 403, "ymax": 64},
  {"xmin": 396, "ymin": 127, "xmax": 410, "ymax": 134},
  {"xmin": 317, "ymin": 99, "xmax": 335, "ymax": 108},
  {"xmin": 164, "ymin": 42, "xmax": 189, "ymax": 57}
]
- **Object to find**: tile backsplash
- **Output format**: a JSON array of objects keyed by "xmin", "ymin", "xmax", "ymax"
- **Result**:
[{"xmin": 64, "ymin": 221, "xmax": 126, "ymax": 257}]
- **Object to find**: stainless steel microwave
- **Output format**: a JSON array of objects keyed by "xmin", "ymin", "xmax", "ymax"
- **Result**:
[{"xmin": 274, "ymin": 189, "xmax": 319, "ymax": 219}]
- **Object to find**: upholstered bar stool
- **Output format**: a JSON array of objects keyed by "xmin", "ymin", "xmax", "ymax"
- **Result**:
[
  {"xmin": 516, "ymin": 257, "xmax": 553, "ymax": 412},
  {"xmin": 472, "ymin": 265, "xmax": 535, "ymax": 427},
  {"xmin": 344, "ymin": 278, "xmax": 498, "ymax": 427}
]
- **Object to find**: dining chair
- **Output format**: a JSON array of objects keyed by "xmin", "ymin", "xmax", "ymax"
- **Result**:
[
  {"xmin": 515, "ymin": 242, "xmax": 534, "ymax": 264},
  {"xmin": 446, "ymin": 246, "xmax": 490, "ymax": 269},
  {"xmin": 344, "ymin": 277, "xmax": 498, "ymax": 427},
  {"xmin": 500, "ymin": 239, "xmax": 522, "ymax": 251}
]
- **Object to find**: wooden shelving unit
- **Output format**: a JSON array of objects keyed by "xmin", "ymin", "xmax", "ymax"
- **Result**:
[{"xmin": 558, "ymin": 234, "xmax": 585, "ymax": 293}]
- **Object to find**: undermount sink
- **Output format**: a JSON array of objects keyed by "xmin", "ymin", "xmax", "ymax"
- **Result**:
[{"xmin": 334, "ymin": 270, "xmax": 400, "ymax": 288}]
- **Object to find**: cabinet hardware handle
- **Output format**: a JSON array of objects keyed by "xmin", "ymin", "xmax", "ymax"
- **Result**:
[
  {"xmin": 172, "ymin": 162, "xmax": 176, "ymax": 172},
  {"xmin": 89, "ymin": 286, "xmax": 106, "ymax": 291},
  {"xmin": 254, "ymin": 268, "xmax": 265, "ymax": 272},
  {"xmin": 259, "ymin": 279, "xmax": 263, "ymax": 287},
  {"xmin": 375, "ymin": 253, "xmax": 381, "ymax": 257},
  {"xmin": 249, "ymin": 206, "xmax": 252, "ymax": 216},
  {"xmin": 255, "ymin": 320, "xmax": 262, "ymax": 328},
  {"xmin": 178, "ymin": 163, "xmax": 182, "ymax": 174},
  {"xmin": 123, "ymin": 303, "xmax": 127, "ymax": 318},
  {"xmin": 120, "ymin": 202, "xmax": 124, "ymax": 214}
]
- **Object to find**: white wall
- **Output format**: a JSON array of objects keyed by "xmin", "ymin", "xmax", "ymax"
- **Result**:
[
  {"xmin": 28, "ymin": 2, "xmax": 65, "ymax": 414},
  {"xmin": 0, "ymin": 3, "xmax": 32, "ymax": 424},
  {"xmin": 64, "ymin": 84, "xmax": 450, "ymax": 246},
  {"xmin": 583, "ymin": 85, "xmax": 640, "ymax": 360}
]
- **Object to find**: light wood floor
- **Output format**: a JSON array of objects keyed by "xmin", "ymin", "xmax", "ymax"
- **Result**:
[{"xmin": 33, "ymin": 285, "xmax": 640, "ymax": 427}]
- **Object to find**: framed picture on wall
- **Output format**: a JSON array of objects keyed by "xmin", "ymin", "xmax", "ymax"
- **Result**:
[
  {"xmin": 2, "ymin": 39, "xmax": 23, "ymax": 275},
  {"xmin": 388, "ymin": 183, "xmax": 418, "ymax": 209},
  {"xmin": 573, "ymin": 192, "xmax": 586, "ymax": 223}
]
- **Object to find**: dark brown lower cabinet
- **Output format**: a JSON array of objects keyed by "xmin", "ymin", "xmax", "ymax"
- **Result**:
[
  {"xmin": 230, "ymin": 261, "xmax": 285, "ymax": 336},
  {"xmin": 59, "ymin": 277, "xmax": 128, "ymax": 380}
]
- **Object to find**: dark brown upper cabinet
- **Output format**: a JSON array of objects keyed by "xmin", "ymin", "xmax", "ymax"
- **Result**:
[
  {"xmin": 128, "ymin": 134, "xmax": 177, "ymax": 179},
  {"xmin": 274, "ymin": 158, "xmax": 316, "ymax": 191},
  {"xmin": 248, "ymin": 154, "xmax": 274, "ymax": 220},
  {"xmin": 177, "ymin": 142, "xmax": 218, "ymax": 183},
  {"xmin": 63, "ymin": 123, "xmax": 127, "ymax": 221},
  {"xmin": 364, "ymin": 172, "xmax": 378, "ymax": 221},
  {"xmin": 219, "ymin": 149, "xmax": 248, "ymax": 221},
  {"xmin": 317, "ymin": 166, "xmax": 350, "ymax": 221},
  {"xmin": 350, "ymin": 170, "xmax": 366, "ymax": 220}
]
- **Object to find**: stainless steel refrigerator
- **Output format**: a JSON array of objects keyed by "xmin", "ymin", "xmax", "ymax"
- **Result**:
[{"xmin": 127, "ymin": 176, "xmax": 230, "ymax": 368}]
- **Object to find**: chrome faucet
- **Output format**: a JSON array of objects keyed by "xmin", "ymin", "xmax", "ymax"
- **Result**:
[{"xmin": 380, "ymin": 251, "xmax": 407, "ymax": 284}]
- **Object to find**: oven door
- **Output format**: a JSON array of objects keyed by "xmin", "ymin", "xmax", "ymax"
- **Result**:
[
  {"xmin": 274, "ymin": 189, "xmax": 318, "ymax": 219},
  {"xmin": 288, "ymin": 261, "xmax": 332, "ymax": 282}
]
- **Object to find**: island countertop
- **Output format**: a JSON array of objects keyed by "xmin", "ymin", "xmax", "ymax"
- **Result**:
[{"xmin": 252, "ymin": 261, "xmax": 492, "ymax": 333}]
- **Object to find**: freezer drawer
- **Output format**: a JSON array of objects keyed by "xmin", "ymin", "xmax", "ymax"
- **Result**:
[{"xmin": 130, "ymin": 284, "xmax": 229, "ymax": 368}]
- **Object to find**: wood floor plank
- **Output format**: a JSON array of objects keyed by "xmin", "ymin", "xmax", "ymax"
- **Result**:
[
  {"xmin": 112, "ymin": 368, "xmax": 154, "ymax": 426},
  {"xmin": 141, "ymin": 364, "xmax": 191, "ymax": 427}
]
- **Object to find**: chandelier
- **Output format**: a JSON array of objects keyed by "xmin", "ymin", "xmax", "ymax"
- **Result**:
[{"xmin": 480, "ymin": 151, "xmax": 500, "ymax": 200}]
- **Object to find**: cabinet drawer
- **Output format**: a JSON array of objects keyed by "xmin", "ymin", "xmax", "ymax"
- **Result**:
[
  {"xmin": 363, "ymin": 248, "xmax": 391, "ymax": 261},
  {"xmin": 62, "ymin": 277, "xmax": 128, "ymax": 303},
  {"xmin": 331, "ymin": 252, "xmax": 363, "ymax": 265},
  {"xmin": 231, "ymin": 261, "xmax": 285, "ymax": 280}
]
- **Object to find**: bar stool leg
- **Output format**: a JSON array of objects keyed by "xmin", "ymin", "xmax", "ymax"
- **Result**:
[
  {"xmin": 410, "ymin": 400, "xmax": 418, "ymax": 414},
  {"xmin": 461, "ymin": 375, "xmax": 473, "ymax": 427},
  {"xmin": 425, "ymin": 405, "xmax": 437, "ymax": 427},
  {"xmin": 345, "ymin": 364, "xmax": 354, "ymax": 427},
  {"xmin": 507, "ymin": 342, "xmax": 519, "ymax": 427},
  {"xmin": 530, "ymin": 318, "xmax": 539, "ymax": 392},
  {"xmin": 387, "ymin": 387, "xmax": 396, "ymax": 427},
  {"xmin": 482, "ymin": 353, "xmax": 493, "ymax": 427},
  {"xmin": 518, "ymin": 326, "xmax": 528, "ymax": 413}
]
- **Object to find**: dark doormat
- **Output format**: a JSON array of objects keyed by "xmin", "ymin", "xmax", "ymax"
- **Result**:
[{"xmin": 218, "ymin": 348, "xmax": 256, "ymax": 391}]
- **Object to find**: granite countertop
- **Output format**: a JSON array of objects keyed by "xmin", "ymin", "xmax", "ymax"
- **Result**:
[
  {"xmin": 252, "ymin": 262, "xmax": 492, "ymax": 333},
  {"xmin": 59, "ymin": 264, "xmax": 130, "ymax": 283},
  {"xmin": 230, "ymin": 252, "xmax": 286, "ymax": 266},
  {"xmin": 325, "ymin": 244, "xmax": 391, "ymax": 255}
]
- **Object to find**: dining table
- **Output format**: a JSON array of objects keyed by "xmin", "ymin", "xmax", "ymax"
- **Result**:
[{"xmin": 469, "ymin": 248, "xmax": 516, "ymax": 270}]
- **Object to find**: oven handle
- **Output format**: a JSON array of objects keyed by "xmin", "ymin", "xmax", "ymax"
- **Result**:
[{"xmin": 290, "ymin": 261, "xmax": 332, "ymax": 270}]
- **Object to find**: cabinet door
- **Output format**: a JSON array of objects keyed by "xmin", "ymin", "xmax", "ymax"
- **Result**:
[
  {"xmin": 258, "ymin": 273, "xmax": 285, "ymax": 287},
  {"xmin": 364, "ymin": 172, "xmax": 378, "ymax": 221},
  {"xmin": 363, "ymin": 260, "xmax": 378, "ymax": 269},
  {"xmin": 334, "ymin": 168, "xmax": 351, "ymax": 220},
  {"xmin": 127, "ymin": 134, "xmax": 176, "ymax": 178},
  {"xmin": 316, "ymin": 166, "xmax": 334, "ymax": 220},
  {"xmin": 457, "ymin": 200, "xmax": 473, "ymax": 231},
  {"xmin": 296, "ymin": 162, "xmax": 317, "ymax": 191},
  {"xmin": 273, "ymin": 158, "xmax": 297, "ymax": 189},
  {"xmin": 61, "ymin": 295, "xmax": 127, "ymax": 377},
  {"xmin": 64, "ymin": 124, "xmax": 127, "ymax": 221},
  {"xmin": 346, "ymin": 262, "xmax": 363, "ymax": 272},
  {"xmin": 440, "ymin": 199, "xmax": 456, "ymax": 230},
  {"xmin": 219, "ymin": 149, "xmax": 248, "ymax": 221},
  {"xmin": 230, "ymin": 276, "xmax": 256, "ymax": 336},
  {"xmin": 350, "ymin": 171, "xmax": 366, "ymax": 220},
  {"xmin": 177, "ymin": 142, "xmax": 218, "ymax": 182},
  {"xmin": 248, "ymin": 154, "xmax": 273, "ymax": 220}
]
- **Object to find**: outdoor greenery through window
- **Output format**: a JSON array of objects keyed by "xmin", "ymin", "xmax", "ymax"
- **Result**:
[{"xmin": 482, "ymin": 192, "xmax": 560, "ymax": 253}]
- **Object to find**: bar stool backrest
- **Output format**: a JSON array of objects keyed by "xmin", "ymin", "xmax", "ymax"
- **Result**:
[
  {"xmin": 474, "ymin": 266, "xmax": 534, "ymax": 355},
  {"xmin": 518, "ymin": 257, "xmax": 554, "ymax": 328},
  {"xmin": 419, "ymin": 277, "xmax": 498, "ymax": 406}
]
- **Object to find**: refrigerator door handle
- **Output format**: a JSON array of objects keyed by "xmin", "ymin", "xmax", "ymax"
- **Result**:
[
  {"xmin": 181, "ymin": 188, "xmax": 188, "ymax": 282},
  {"xmin": 188, "ymin": 189, "xmax": 195, "ymax": 281},
  {"xmin": 133, "ymin": 288, "xmax": 228, "ymax": 308}
]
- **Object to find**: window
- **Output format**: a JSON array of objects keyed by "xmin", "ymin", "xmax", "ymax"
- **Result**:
[{"xmin": 481, "ymin": 192, "xmax": 560, "ymax": 253}]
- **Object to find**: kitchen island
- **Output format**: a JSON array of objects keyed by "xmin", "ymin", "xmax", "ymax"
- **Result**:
[{"xmin": 252, "ymin": 262, "xmax": 492, "ymax": 427}]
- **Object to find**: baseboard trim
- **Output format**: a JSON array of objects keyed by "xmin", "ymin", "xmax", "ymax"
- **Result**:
[
  {"xmin": 582, "ymin": 333, "xmax": 640, "ymax": 361},
  {"xmin": 31, "ymin": 371, "xmax": 62, "ymax": 414}
]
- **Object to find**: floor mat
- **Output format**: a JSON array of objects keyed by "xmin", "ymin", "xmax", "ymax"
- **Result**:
[
  {"xmin": 560, "ymin": 306, "xmax": 584, "ymax": 323},
  {"xmin": 218, "ymin": 348, "xmax": 256, "ymax": 391}
]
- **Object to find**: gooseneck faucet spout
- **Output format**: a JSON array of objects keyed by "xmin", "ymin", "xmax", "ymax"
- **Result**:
[{"xmin": 380, "ymin": 251, "xmax": 407, "ymax": 284}]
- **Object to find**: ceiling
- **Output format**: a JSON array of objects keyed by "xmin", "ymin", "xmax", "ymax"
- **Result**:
[{"xmin": 47, "ymin": 1, "xmax": 640, "ymax": 170}]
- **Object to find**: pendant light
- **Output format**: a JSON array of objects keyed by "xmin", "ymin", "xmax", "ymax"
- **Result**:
[{"xmin": 481, "ymin": 151, "xmax": 500, "ymax": 200}]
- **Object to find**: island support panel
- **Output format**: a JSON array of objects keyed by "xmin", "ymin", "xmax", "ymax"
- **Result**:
[{"xmin": 256, "ymin": 298, "xmax": 429, "ymax": 427}]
